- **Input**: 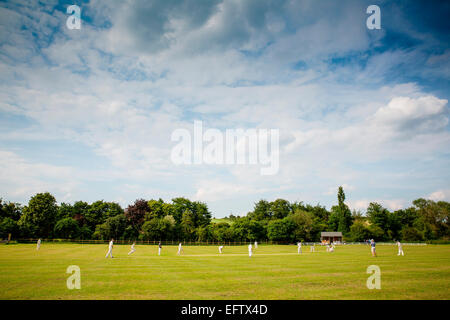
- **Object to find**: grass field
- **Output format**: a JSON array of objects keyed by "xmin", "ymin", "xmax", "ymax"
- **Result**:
[
  {"xmin": 0, "ymin": 243, "xmax": 449, "ymax": 300},
  {"xmin": 211, "ymin": 218, "xmax": 234, "ymax": 225}
]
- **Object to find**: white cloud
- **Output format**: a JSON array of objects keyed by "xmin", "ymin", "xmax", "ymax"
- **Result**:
[
  {"xmin": 428, "ymin": 190, "xmax": 450, "ymax": 202},
  {"xmin": 0, "ymin": 150, "xmax": 78, "ymax": 202},
  {"xmin": 372, "ymin": 96, "xmax": 448, "ymax": 131},
  {"xmin": 347, "ymin": 199, "xmax": 406, "ymax": 212},
  {"xmin": 0, "ymin": 1, "xmax": 448, "ymax": 216}
]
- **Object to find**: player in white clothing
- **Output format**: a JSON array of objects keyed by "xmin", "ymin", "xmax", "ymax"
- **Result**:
[
  {"xmin": 297, "ymin": 242, "xmax": 302, "ymax": 254},
  {"xmin": 397, "ymin": 241, "xmax": 404, "ymax": 256},
  {"xmin": 128, "ymin": 242, "xmax": 136, "ymax": 255},
  {"xmin": 177, "ymin": 242, "xmax": 184, "ymax": 255},
  {"xmin": 219, "ymin": 245, "xmax": 224, "ymax": 254},
  {"xmin": 310, "ymin": 243, "xmax": 315, "ymax": 252},
  {"xmin": 254, "ymin": 241, "xmax": 258, "ymax": 249},
  {"xmin": 248, "ymin": 244, "xmax": 253, "ymax": 257},
  {"xmin": 105, "ymin": 239, "xmax": 114, "ymax": 258},
  {"xmin": 36, "ymin": 238, "xmax": 41, "ymax": 251},
  {"xmin": 158, "ymin": 241, "xmax": 162, "ymax": 256}
]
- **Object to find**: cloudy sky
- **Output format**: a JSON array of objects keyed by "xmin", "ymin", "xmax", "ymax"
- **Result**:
[{"xmin": 0, "ymin": 0, "xmax": 449, "ymax": 217}]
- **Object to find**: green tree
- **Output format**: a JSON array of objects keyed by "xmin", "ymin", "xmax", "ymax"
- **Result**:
[
  {"xmin": 309, "ymin": 204, "xmax": 330, "ymax": 224},
  {"xmin": 0, "ymin": 199, "xmax": 22, "ymax": 221},
  {"xmin": 193, "ymin": 201, "xmax": 212, "ymax": 227},
  {"xmin": 0, "ymin": 217, "xmax": 18, "ymax": 238},
  {"xmin": 54, "ymin": 218, "xmax": 80, "ymax": 239},
  {"xmin": 367, "ymin": 224, "xmax": 384, "ymax": 241},
  {"xmin": 72, "ymin": 201, "xmax": 90, "ymax": 227},
  {"xmin": 412, "ymin": 199, "xmax": 449, "ymax": 239},
  {"xmin": 267, "ymin": 218, "xmax": 295, "ymax": 242},
  {"xmin": 337, "ymin": 186, "xmax": 353, "ymax": 233},
  {"xmin": 197, "ymin": 225, "xmax": 213, "ymax": 242},
  {"xmin": 57, "ymin": 203, "xmax": 74, "ymax": 221},
  {"xmin": 93, "ymin": 214, "xmax": 127, "ymax": 240},
  {"xmin": 85, "ymin": 201, "xmax": 123, "ymax": 231},
  {"xmin": 172, "ymin": 197, "xmax": 194, "ymax": 224},
  {"xmin": 78, "ymin": 225, "xmax": 93, "ymax": 239},
  {"xmin": 270, "ymin": 199, "xmax": 292, "ymax": 219},
  {"xmin": 146, "ymin": 199, "xmax": 165, "ymax": 220},
  {"xmin": 393, "ymin": 207, "xmax": 418, "ymax": 227},
  {"xmin": 181, "ymin": 209, "xmax": 196, "ymax": 240},
  {"xmin": 367, "ymin": 202, "xmax": 389, "ymax": 230},
  {"xmin": 211, "ymin": 222, "xmax": 233, "ymax": 242},
  {"xmin": 401, "ymin": 226, "xmax": 423, "ymax": 241},
  {"xmin": 349, "ymin": 220, "xmax": 371, "ymax": 241},
  {"xmin": 141, "ymin": 217, "xmax": 174, "ymax": 240},
  {"xmin": 288, "ymin": 210, "xmax": 314, "ymax": 241},
  {"xmin": 248, "ymin": 200, "xmax": 271, "ymax": 220},
  {"xmin": 18, "ymin": 192, "xmax": 58, "ymax": 237},
  {"xmin": 0, "ymin": 199, "xmax": 21, "ymax": 238},
  {"xmin": 230, "ymin": 218, "xmax": 265, "ymax": 241}
]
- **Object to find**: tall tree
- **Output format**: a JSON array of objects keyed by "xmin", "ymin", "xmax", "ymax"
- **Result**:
[
  {"xmin": 0, "ymin": 199, "xmax": 22, "ymax": 221},
  {"xmin": 85, "ymin": 201, "xmax": 123, "ymax": 231},
  {"xmin": 366, "ymin": 202, "xmax": 390, "ymax": 240},
  {"xmin": 93, "ymin": 214, "xmax": 127, "ymax": 240},
  {"xmin": 72, "ymin": 201, "xmax": 90, "ymax": 227},
  {"xmin": 270, "ymin": 199, "xmax": 292, "ymax": 219},
  {"xmin": 125, "ymin": 199, "xmax": 149, "ymax": 233},
  {"xmin": 0, "ymin": 199, "xmax": 21, "ymax": 238},
  {"xmin": 54, "ymin": 218, "xmax": 80, "ymax": 239},
  {"xmin": 147, "ymin": 199, "xmax": 165, "ymax": 220},
  {"xmin": 288, "ymin": 209, "xmax": 314, "ymax": 241},
  {"xmin": 412, "ymin": 198, "xmax": 449, "ymax": 239},
  {"xmin": 336, "ymin": 186, "xmax": 353, "ymax": 233},
  {"xmin": 267, "ymin": 218, "xmax": 295, "ymax": 242},
  {"xmin": 181, "ymin": 209, "xmax": 196, "ymax": 240},
  {"xmin": 193, "ymin": 201, "xmax": 212, "ymax": 227},
  {"xmin": 248, "ymin": 200, "xmax": 271, "ymax": 220},
  {"xmin": 19, "ymin": 192, "xmax": 58, "ymax": 237},
  {"xmin": 172, "ymin": 197, "xmax": 194, "ymax": 224}
]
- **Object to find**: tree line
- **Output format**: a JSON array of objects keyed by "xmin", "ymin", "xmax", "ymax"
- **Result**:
[{"xmin": 0, "ymin": 187, "xmax": 448, "ymax": 242}]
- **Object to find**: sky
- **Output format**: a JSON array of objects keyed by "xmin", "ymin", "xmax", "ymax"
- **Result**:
[{"xmin": 0, "ymin": 0, "xmax": 449, "ymax": 217}]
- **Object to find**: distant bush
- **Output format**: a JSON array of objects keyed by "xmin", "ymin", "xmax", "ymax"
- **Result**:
[{"xmin": 426, "ymin": 239, "xmax": 450, "ymax": 245}]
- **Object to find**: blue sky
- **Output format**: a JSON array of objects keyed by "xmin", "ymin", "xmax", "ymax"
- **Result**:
[{"xmin": 0, "ymin": 0, "xmax": 449, "ymax": 217}]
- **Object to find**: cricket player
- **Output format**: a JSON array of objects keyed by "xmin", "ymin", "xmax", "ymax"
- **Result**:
[
  {"xmin": 177, "ymin": 242, "xmax": 183, "ymax": 255},
  {"xmin": 248, "ymin": 243, "xmax": 253, "ymax": 257},
  {"xmin": 128, "ymin": 242, "xmax": 136, "ymax": 255},
  {"xmin": 310, "ymin": 243, "xmax": 315, "ymax": 252},
  {"xmin": 106, "ymin": 239, "xmax": 114, "ymax": 258},
  {"xmin": 397, "ymin": 241, "xmax": 404, "ymax": 256},
  {"xmin": 219, "ymin": 245, "xmax": 224, "ymax": 254},
  {"xmin": 36, "ymin": 238, "xmax": 41, "ymax": 251},
  {"xmin": 297, "ymin": 242, "xmax": 302, "ymax": 254},
  {"xmin": 370, "ymin": 239, "xmax": 377, "ymax": 257},
  {"xmin": 158, "ymin": 241, "xmax": 162, "ymax": 256},
  {"xmin": 254, "ymin": 241, "xmax": 258, "ymax": 249}
]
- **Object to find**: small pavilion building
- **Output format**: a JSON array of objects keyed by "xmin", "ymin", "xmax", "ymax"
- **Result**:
[{"xmin": 320, "ymin": 232, "xmax": 343, "ymax": 243}]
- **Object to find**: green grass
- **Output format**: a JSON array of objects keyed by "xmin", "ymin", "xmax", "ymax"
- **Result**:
[
  {"xmin": 211, "ymin": 218, "xmax": 234, "ymax": 225},
  {"xmin": 0, "ymin": 243, "xmax": 449, "ymax": 299}
]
